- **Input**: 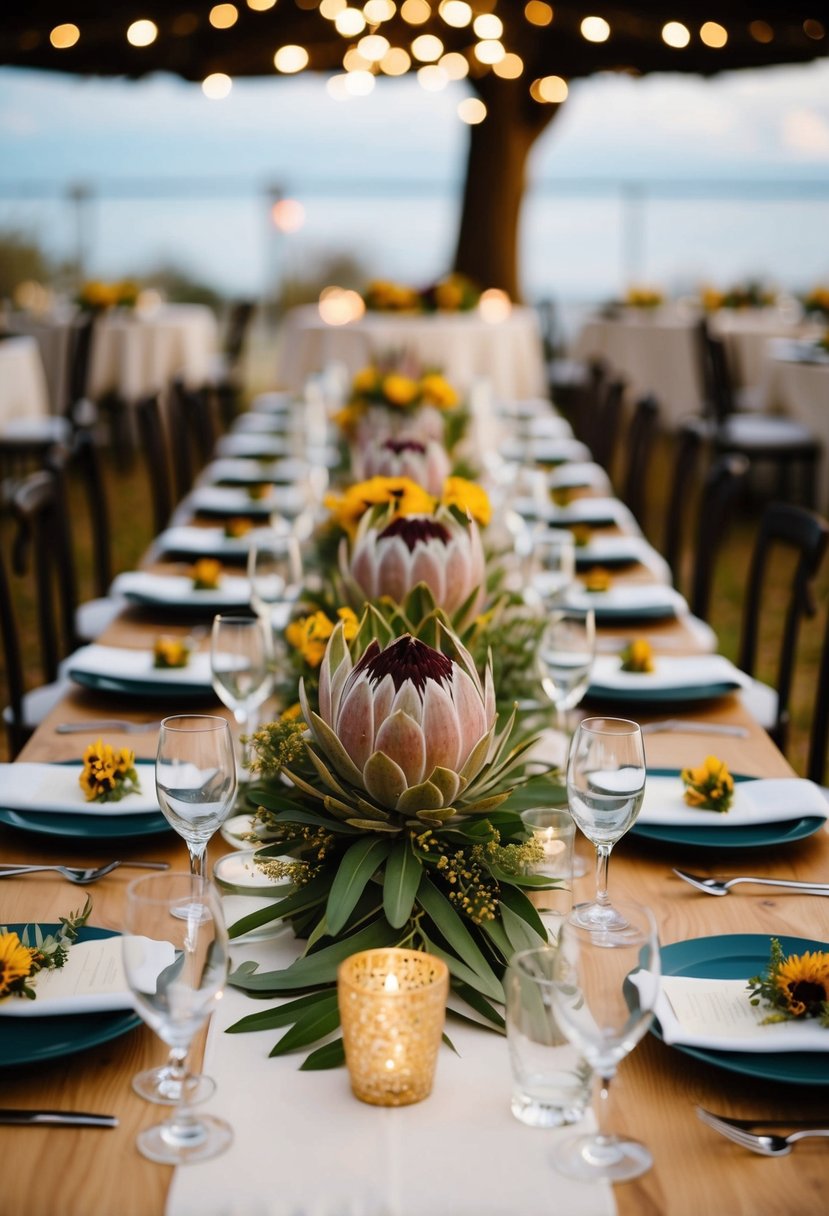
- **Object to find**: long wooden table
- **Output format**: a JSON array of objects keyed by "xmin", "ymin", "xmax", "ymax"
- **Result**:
[{"xmin": 2, "ymin": 488, "xmax": 828, "ymax": 1216}]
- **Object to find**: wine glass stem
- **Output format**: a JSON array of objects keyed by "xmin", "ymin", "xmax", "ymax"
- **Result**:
[
  {"xmin": 163, "ymin": 1044, "xmax": 205, "ymax": 1150},
  {"xmin": 595, "ymin": 843, "xmax": 612, "ymax": 907},
  {"xmin": 594, "ymin": 1070, "xmax": 616, "ymax": 1145},
  {"xmin": 188, "ymin": 847, "xmax": 206, "ymax": 878}
]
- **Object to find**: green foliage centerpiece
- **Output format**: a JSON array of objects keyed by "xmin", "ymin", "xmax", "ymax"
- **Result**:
[{"xmin": 227, "ymin": 606, "xmax": 557, "ymax": 1067}]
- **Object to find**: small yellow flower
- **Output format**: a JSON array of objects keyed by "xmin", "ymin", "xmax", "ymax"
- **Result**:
[
  {"xmin": 280, "ymin": 702, "xmax": 304, "ymax": 723},
  {"xmin": 441, "ymin": 477, "xmax": 491, "ymax": 526},
  {"xmin": 680, "ymin": 754, "xmax": 734, "ymax": 813},
  {"xmin": 248, "ymin": 483, "xmax": 271, "ymax": 501},
  {"xmin": 225, "ymin": 517, "xmax": 253, "ymax": 538},
  {"xmin": 352, "ymin": 366, "xmax": 379, "ymax": 395},
  {"xmin": 620, "ymin": 639, "xmax": 655, "ymax": 673},
  {"xmin": 420, "ymin": 373, "xmax": 458, "ymax": 410},
  {"xmin": 325, "ymin": 477, "xmax": 436, "ymax": 535},
  {"xmin": 583, "ymin": 567, "xmax": 611, "ymax": 593},
  {"xmin": 382, "ymin": 374, "xmax": 420, "ymax": 409},
  {"xmin": 774, "ymin": 952, "xmax": 829, "ymax": 1019},
  {"xmin": 192, "ymin": 558, "xmax": 222, "ymax": 590},
  {"xmin": 701, "ymin": 286, "xmax": 724, "ymax": 312},
  {"xmin": 153, "ymin": 636, "xmax": 191, "ymax": 669},
  {"xmin": 550, "ymin": 486, "xmax": 574, "ymax": 507},
  {"xmin": 79, "ymin": 739, "xmax": 140, "ymax": 803},
  {"xmin": 0, "ymin": 932, "xmax": 37, "ymax": 998},
  {"xmin": 571, "ymin": 524, "xmax": 592, "ymax": 548},
  {"xmin": 286, "ymin": 611, "xmax": 336, "ymax": 668},
  {"xmin": 625, "ymin": 286, "xmax": 663, "ymax": 309}
]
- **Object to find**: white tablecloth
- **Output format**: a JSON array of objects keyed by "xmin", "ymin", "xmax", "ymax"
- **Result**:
[
  {"xmin": 167, "ymin": 926, "xmax": 614, "ymax": 1216},
  {"xmin": 0, "ymin": 335, "xmax": 51, "ymax": 429},
  {"xmin": 275, "ymin": 305, "xmax": 547, "ymax": 399},
  {"xmin": 11, "ymin": 304, "xmax": 219, "ymax": 408}
]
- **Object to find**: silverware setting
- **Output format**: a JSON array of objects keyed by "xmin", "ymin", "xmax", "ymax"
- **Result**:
[
  {"xmin": 0, "ymin": 1109, "xmax": 118, "ymax": 1128},
  {"xmin": 696, "ymin": 1107, "xmax": 829, "ymax": 1156},
  {"xmin": 640, "ymin": 719, "xmax": 749, "ymax": 737},
  {"xmin": 673, "ymin": 867, "xmax": 829, "ymax": 897},
  {"xmin": 0, "ymin": 861, "xmax": 170, "ymax": 885},
  {"xmin": 55, "ymin": 719, "xmax": 164, "ymax": 734}
]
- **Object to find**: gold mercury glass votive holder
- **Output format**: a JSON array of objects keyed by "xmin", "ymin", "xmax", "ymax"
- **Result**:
[{"xmin": 337, "ymin": 947, "xmax": 449, "ymax": 1107}]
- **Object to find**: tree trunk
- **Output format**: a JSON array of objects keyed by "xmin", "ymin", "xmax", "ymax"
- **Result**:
[{"xmin": 453, "ymin": 77, "xmax": 559, "ymax": 303}]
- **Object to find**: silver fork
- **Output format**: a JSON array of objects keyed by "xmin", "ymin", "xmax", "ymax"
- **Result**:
[
  {"xmin": 673, "ymin": 867, "xmax": 829, "ymax": 896},
  {"xmin": 696, "ymin": 1107, "xmax": 829, "ymax": 1155},
  {"xmin": 641, "ymin": 719, "xmax": 749, "ymax": 737},
  {"xmin": 0, "ymin": 861, "xmax": 169, "ymax": 885},
  {"xmin": 55, "ymin": 719, "xmax": 164, "ymax": 734}
]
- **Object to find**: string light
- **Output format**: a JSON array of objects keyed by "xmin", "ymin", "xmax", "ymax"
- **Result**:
[
  {"xmin": 411, "ymin": 33, "xmax": 443, "ymax": 60},
  {"xmin": 458, "ymin": 97, "xmax": 486, "ymax": 124},
  {"xmin": 344, "ymin": 69, "xmax": 376, "ymax": 94},
  {"xmin": 749, "ymin": 20, "xmax": 774, "ymax": 43},
  {"xmin": 417, "ymin": 63, "xmax": 448, "ymax": 90},
  {"xmin": 358, "ymin": 34, "xmax": 390, "ymax": 61},
  {"xmin": 326, "ymin": 73, "xmax": 351, "ymax": 98},
  {"xmin": 335, "ymin": 7, "xmax": 367, "ymax": 35},
  {"xmin": 439, "ymin": 51, "xmax": 469, "ymax": 79},
  {"xmin": 803, "ymin": 19, "xmax": 825, "ymax": 39},
  {"xmin": 271, "ymin": 198, "xmax": 306, "ymax": 231},
  {"xmin": 209, "ymin": 4, "xmax": 239, "ymax": 29},
  {"xmin": 50, "ymin": 23, "xmax": 80, "ymax": 49},
  {"xmin": 127, "ymin": 20, "xmax": 158, "ymax": 47},
  {"xmin": 524, "ymin": 1, "xmax": 553, "ymax": 27},
  {"xmin": 474, "ymin": 40, "xmax": 505, "ymax": 65},
  {"xmin": 580, "ymin": 16, "xmax": 610, "ymax": 42},
  {"xmin": 343, "ymin": 46, "xmax": 371, "ymax": 70},
  {"xmin": 473, "ymin": 13, "xmax": 502, "ymax": 39},
  {"xmin": 493, "ymin": 52, "xmax": 524, "ymax": 78},
  {"xmin": 401, "ymin": 0, "xmax": 431, "ymax": 26},
  {"xmin": 530, "ymin": 74, "xmax": 568, "ymax": 102},
  {"xmin": 364, "ymin": 0, "xmax": 396, "ymax": 19},
  {"xmin": 202, "ymin": 72, "xmax": 233, "ymax": 98},
  {"xmin": 247, "ymin": 0, "xmax": 277, "ymax": 9},
  {"xmin": 662, "ymin": 21, "xmax": 690, "ymax": 48},
  {"xmin": 380, "ymin": 46, "xmax": 411, "ymax": 74},
  {"xmin": 700, "ymin": 21, "xmax": 727, "ymax": 47},
  {"xmin": 274, "ymin": 44, "xmax": 309, "ymax": 72},
  {"xmin": 320, "ymin": 0, "xmax": 347, "ymax": 17},
  {"xmin": 439, "ymin": 1, "xmax": 472, "ymax": 29}
]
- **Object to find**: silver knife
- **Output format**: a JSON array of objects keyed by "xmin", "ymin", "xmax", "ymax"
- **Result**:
[
  {"xmin": 641, "ymin": 719, "xmax": 749, "ymax": 737},
  {"xmin": 0, "ymin": 1109, "xmax": 118, "ymax": 1127}
]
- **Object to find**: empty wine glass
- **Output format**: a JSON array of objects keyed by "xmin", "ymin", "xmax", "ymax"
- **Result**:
[
  {"xmin": 525, "ymin": 527, "xmax": 576, "ymax": 611},
  {"xmin": 550, "ymin": 900, "xmax": 661, "ymax": 1182},
  {"xmin": 566, "ymin": 717, "xmax": 646, "ymax": 930},
  {"xmin": 137, "ymin": 719, "xmax": 235, "ymax": 1107},
  {"xmin": 538, "ymin": 608, "xmax": 596, "ymax": 737},
  {"xmin": 122, "ymin": 872, "xmax": 232, "ymax": 1164},
  {"xmin": 210, "ymin": 614, "xmax": 273, "ymax": 771},
  {"xmin": 247, "ymin": 528, "xmax": 302, "ymax": 634}
]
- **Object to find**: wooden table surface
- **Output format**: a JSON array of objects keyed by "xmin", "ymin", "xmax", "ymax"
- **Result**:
[{"xmin": 2, "ymin": 484, "xmax": 828, "ymax": 1216}]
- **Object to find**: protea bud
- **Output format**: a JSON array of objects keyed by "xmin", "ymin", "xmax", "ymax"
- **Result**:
[
  {"xmin": 360, "ymin": 437, "xmax": 451, "ymax": 498},
  {"xmin": 349, "ymin": 511, "xmax": 485, "ymax": 618},
  {"xmin": 301, "ymin": 629, "xmax": 496, "ymax": 814}
]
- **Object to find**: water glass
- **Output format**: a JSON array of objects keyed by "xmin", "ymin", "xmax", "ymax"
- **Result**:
[
  {"xmin": 247, "ymin": 528, "xmax": 302, "ymax": 627},
  {"xmin": 210, "ymin": 613, "xmax": 273, "ymax": 769},
  {"xmin": 525, "ymin": 527, "xmax": 576, "ymax": 610},
  {"xmin": 122, "ymin": 872, "xmax": 232, "ymax": 1164},
  {"xmin": 156, "ymin": 715, "xmax": 237, "ymax": 878},
  {"xmin": 537, "ymin": 607, "xmax": 596, "ymax": 734},
  {"xmin": 550, "ymin": 900, "xmax": 661, "ymax": 1182},
  {"xmin": 506, "ymin": 946, "xmax": 593, "ymax": 1129}
]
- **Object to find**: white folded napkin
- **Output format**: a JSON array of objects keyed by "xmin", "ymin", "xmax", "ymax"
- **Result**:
[
  {"xmin": 589, "ymin": 653, "xmax": 749, "ymax": 696},
  {"xmin": 188, "ymin": 485, "xmax": 305, "ymax": 517},
  {"xmin": 216, "ymin": 433, "xmax": 292, "ymax": 459},
  {"xmin": 111, "ymin": 570, "xmax": 251, "ymax": 608},
  {"xmin": 551, "ymin": 497, "xmax": 637, "ymax": 527},
  {"xmin": 232, "ymin": 413, "xmax": 290, "ymax": 434},
  {"xmin": 201, "ymin": 457, "xmax": 309, "ymax": 485},
  {"xmin": 548, "ymin": 462, "xmax": 612, "ymax": 491},
  {"xmin": 576, "ymin": 536, "xmax": 671, "ymax": 582},
  {"xmin": 565, "ymin": 583, "xmax": 688, "ymax": 617},
  {"xmin": 0, "ymin": 935, "xmax": 174, "ymax": 1017},
  {"xmin": 251, "ymin": 390, "xmax": 294, "ymax": 414},
  {"xmin": 654, "ymin": 974, "xmax": 829, "ymax": 1053},
  {"xmin": 156, "ymin": 525, "xmax": 272, "ymax": 559},
  {"xmin": 0, "ymin": 761, "xmax": 159, "ymax": 816},
  {"xmin": 637, "ymin": 774, "xmax": 828, "ymax": 827},
  {"xmin": 67, "ymin": 643, "xmax": 214, "ymax": 689},
  {"xmin": 503, "ymin": 437, "xmax": 592, "ymax": 464}
]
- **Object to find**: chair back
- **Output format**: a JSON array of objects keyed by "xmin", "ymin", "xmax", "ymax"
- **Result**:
[
  {"xmin": 621, "ymin": 395, "xmax": 660, "ymax": 525},
  {"xmin": 66, "ymin": 311, "xmax": 97, "ymax": 415},
  {"xmin": 695, "ymin": 320, "xmax": 734, "ymax": 425},
  {"xmin": 807, "ymin": 608, "xmax": 829, "ymax": 786},
  {"xmin": 48, "ymin": 430, "xmax": 112, "ymax": 599},
  {"xmin": 739, "ymin": 502, "xmax": 829, "ymax": 752},
  {"xmin": 0, "ymin": 544, "xmax": 27, "ymax": 757},
  {"xmin": 689, "ymin": 454, "xmax": 749, "ymax": 622},
  {"xmin": 136, "ymin": 394, "xmax": 174, "ymax": 536},
  {"xmin": 590, "ymin": 375, "xmax": 626, "ymax": 474},
  {"xmin": 224, "ymin": 300, "xmax": 255, "ymax": 368},
  {"xmin": 663, "ymin": 422, "xmax": 705, "ymax": 584},
  {"xmin": 11, "ymin": 465, "xmax": 80, "ymax": 684}
]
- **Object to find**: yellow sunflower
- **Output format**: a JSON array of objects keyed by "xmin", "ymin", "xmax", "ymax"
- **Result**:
[
  {"xmin": 441, "ymin": 477, "xmax": 491, "ymax": 526},
  {"xmin": 420, "ymin": 372, "xmax": 458, "ymax": 410},
  {"xmin": 774, "ymin": 951, "xmax": 829, "ymax": 1018},
  {"xmin": 0, "ymin": 932, "xmax": 36, "ymax": 998},
  {"xmin": 325, "ymin": 477, "xmax": 436, "ymax": 535}
]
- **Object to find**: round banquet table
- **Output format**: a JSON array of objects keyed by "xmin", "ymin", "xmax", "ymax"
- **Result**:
[
  {"xmin": 275, "ymin": 303, "xmax": 548, "ymax": 398},
  {"xmin": 0, "ymin": 334, "xmax": 52, "ymax": 431}
]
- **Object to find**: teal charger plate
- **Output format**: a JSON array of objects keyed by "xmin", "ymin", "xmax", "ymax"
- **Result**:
[{"xmin": 652, "ymin": 934, "xmax": 829, "ymax": 1086}]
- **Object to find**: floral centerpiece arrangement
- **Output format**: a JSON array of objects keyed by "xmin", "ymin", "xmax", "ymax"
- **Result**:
[
  {"xmin": 801, "ymin": 286, "xmax": 829, "ymax": 321},
  {"xmin": 701, "ymin": 282, "xmax": 776, "ymax": 311},
  {"xmin": 0, "ymin": 899, "xmax": 91, "ymax": 1001},
  {"xmin": 334, "ymin": 360, "xmax": 467, "ymax": 458},
  {"xmin": 76, "ymin": 279, "xmax": 139, "ymax": 312},
  {"xmin": 624, "ymin": 286, "xmax": 664, "ymax": 310},
  {"xmin": 748, "ymin": 938, "xmax": 829, "ymax": 1026},
  {"xmin": 363, "ymin": 274, "xmax": 481, "ymax": 314}
]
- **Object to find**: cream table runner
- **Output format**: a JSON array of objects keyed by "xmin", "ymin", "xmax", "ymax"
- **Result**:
[{"xmin": 167, "ymin": 925, "xmax": 615, "ymax": 1216}]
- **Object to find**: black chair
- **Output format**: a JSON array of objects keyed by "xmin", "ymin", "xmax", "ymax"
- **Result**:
[
  {"xmin": 587, "ymin": 374, "xmax": 626, "ymax": 477},
  {"xmin": 213, "ymin": 299, "xmax": 255, "ymax": 427},
  {"xmin": 663, "ymin": 421, "xmax": 706, "ymax": 587},
  {"xmin": 806, "ymin": 607, "xmax": 829, "ymax": 788},
  {"xmin": 619, "ymin": 394, "xmax": 660, "ymax": 527},
  {"xmin": 696, "ymin": 320, "xmax": 821, "ymax": 508},
  {"xmin": 738, "ymin": 502, "xmax": 829, "ymax": 754},
  {"xmin": 688, "ymin": 454, "xmax": 750, "ymax": 624},
  {"xmin": 0, "ymin": 543, "xmax": 30, "ymax": 757},
  {"xmin": 136, "ymin": 394, "xmax": 174, "ymax": 537}
]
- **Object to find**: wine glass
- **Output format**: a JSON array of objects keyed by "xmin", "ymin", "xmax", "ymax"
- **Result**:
[
  {"xmin": 538, "ymin": 607, "xmax": 596, "ymax": 737},
  {"xmin": 210, "ymin": 614, "xmax": 273, "ymax": 771},
  {"xmin": 525, "ymin": 527, "xmax": 576, "ymax": 611},
  {"xmin": 566, "ymin": 717, "xmax": 646, "ymax": 930},
  {"xmin": 156, "ymin": 715, "xmax": 237, "ymax": 878},
  {"xmin": 247, "ymin": 528, "xmax": 302, "ymax": 635},
  {"xmin": 550, "ymin": 900, "xmax": 661, "ymax": 1182},
  {"xmin": 122, "ymin": 872, "xmax": 232, "ymax": 1164}
]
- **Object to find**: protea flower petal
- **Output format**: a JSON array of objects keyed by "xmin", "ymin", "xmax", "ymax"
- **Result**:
[
  {"xmin": 373, "ymin": 710, "xmax": 426, "ymax": 787},
  {"xmin": 336, "ymin": 676, "xmax": 375, "ymax": 772},
  {"xmin": 420, "ymin": 680, "xmax": 462, "ymax": 774},
  {"xmin": 362, "ymin": 751, "xmax": 409, "ymax": 807}
]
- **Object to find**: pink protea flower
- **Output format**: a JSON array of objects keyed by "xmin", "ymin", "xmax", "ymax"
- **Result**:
[
  {"xmin": 360, "ymin": 437, "xmax": 451, "ymax": 498},
  {"xmin": 348, "ymin": 512, "xmax": 485, "ymax": 618},
  {"xmin": 300, "ymin": 628, "xmax": 496, "ymax": 813}
]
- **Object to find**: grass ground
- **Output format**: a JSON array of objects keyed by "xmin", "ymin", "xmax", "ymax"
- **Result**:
[{"xmin": 1, "ymin": 329, "xmax": 826, "ymax": 778}]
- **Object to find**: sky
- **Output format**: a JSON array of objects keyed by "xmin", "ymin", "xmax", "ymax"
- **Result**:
[{"xmin": 1, "ymin": 55, "xmax": 828, "ymax": 298}]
